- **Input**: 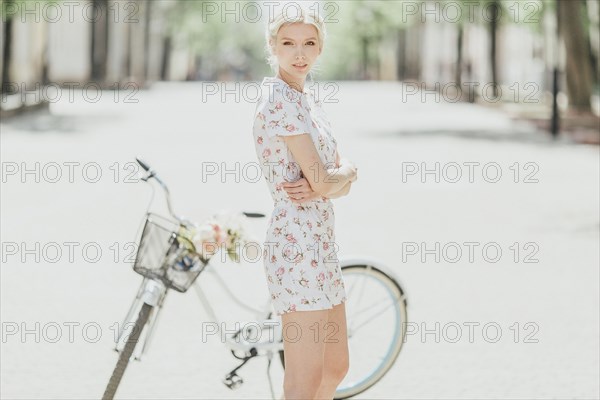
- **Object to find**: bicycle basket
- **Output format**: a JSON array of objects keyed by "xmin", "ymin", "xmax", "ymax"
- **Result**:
[{"xmin": 133, "ymin": 212, "xmax": 207, "ymax": 293}]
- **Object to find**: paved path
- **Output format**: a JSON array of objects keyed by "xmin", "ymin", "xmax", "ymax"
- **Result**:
[{"xmin": 1, "ymin": 81, "xmax": 598, "ymax": 399}]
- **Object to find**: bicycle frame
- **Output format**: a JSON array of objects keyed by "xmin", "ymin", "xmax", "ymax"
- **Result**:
[{"xmin": 115, "ymin": 252, "xmax": 409, "ymax": 361}]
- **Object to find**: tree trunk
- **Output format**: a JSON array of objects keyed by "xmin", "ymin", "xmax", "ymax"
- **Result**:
[
  {"xmin": 489, "ymin": 1, "xmax": 500, "ymax": 98},
  {"xmin": 558, "ymin": 0, "xmax": 593, "ymax": 112},
  {"xmin": 144, "ymin": 0, "xmax": 152, "ymax": 80},
  {"xmin": 160, "ymin": 36, "xmax": 171, "ymax": 80},
  {"xmin": 585, "ymin": 0, "xmax": 598, "ymax": 87},
  {"xmin": 1, "ymin": 0, "xmax": 14, "ymax": 94},
  {"xmin": 455, "ymin": 23, "xmax": 463, "ymax": 86},
  {"xmin": 397, "ymin": 29, "xmax": 406, "ymax": 80},
  {"xmin": 362, "ymin": 36, "xmax": 369, "ymax": 80},
  {"xmin": 126, "ymin": 18, "xmax": 132, "ymax": 78},
  {"xmin": 90, "ymin": 0, "xmax": 109, "ymax": 82},
  {"xmin": 374, "ymin": 38, "xmax": 380, "ymax": 80}
]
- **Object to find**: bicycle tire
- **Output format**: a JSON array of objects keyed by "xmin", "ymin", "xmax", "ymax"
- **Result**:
[
  {"xmin": 102, "ymin": 302, "xmax": 153, "ymax": 400},
  {"xmin": 279, "ymin": 264, "xmax": 407, "ymax": 399}
]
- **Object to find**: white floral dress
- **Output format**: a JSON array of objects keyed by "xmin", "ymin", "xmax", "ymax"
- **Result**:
[{"xmin": 252, "ymin": 76, "xmax": 347, "ymax": 316}]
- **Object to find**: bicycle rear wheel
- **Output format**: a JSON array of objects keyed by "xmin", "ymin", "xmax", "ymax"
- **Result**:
[
  {"xmin": 102, "ymin": 302, "xmax": 153, "ymax": 400},
  {"xmin": 335, "ymin": 264, "xmax": 407, "ymax": 398},
  {"xmin": 278, "ymin": 264, "xmax": 407, "ymax": 399}
]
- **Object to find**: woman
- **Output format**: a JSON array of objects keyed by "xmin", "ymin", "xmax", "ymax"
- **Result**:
[{"xmin": 252, "ymin": 6, "xmax": 358, "ymax": 400}]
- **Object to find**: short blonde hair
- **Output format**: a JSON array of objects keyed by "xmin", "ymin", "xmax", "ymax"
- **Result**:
[{"xmin": 264, "ymin": 3, "xmax": 327, "ymax": 74}]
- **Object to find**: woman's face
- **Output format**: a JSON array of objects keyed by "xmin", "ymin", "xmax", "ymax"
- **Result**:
[{"xmin": 272, "ymin": 22, "xmax": 321, "ymax": 83}]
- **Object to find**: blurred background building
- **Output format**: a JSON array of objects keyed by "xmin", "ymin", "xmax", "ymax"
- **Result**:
[{"xmin": 1, "ymin": 0, "xmax": 599, "ymax": 139}]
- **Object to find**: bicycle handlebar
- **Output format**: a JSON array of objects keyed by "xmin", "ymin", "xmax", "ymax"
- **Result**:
[
  {"xmin": 135, "ymin": 156, "xmax": 185, "ymax": 225},
  {"xmin": 136, "ymin": 157, "xmax": 151, "ymax": 172}
]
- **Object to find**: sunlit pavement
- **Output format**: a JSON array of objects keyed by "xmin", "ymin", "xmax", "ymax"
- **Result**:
[{"xmin": 1, "ymin": 81, "xmax": 598, "ymax": 399}]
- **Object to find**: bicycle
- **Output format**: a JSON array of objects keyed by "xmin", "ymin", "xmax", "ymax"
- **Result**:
[{"xmin": 102, "ymin": 157, "xmax": 409, "ymax": 400}]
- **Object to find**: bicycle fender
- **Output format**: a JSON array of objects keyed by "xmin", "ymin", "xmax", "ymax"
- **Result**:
[{"xmin": 338, "ymin": 254, "xmax": 408, "ymax": 303}]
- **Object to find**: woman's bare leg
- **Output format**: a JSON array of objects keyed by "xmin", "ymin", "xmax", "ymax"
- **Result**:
[
  {"xmin": 314, "ymin": 302, "xmax": 350, "ymax": 400},
  {"xmin": 281, "ymin": 308, "xmax": 329, "ymax": 400}
]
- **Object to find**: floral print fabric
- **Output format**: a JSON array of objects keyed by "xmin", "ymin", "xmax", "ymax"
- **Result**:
[{"xmin": 252, "ymin": 76, "xmax": 347, "ymax": 316}]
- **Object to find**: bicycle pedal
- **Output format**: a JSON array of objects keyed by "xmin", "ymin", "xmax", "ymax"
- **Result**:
[{"xmin": 223, "ymin": 373, "xmax": 244, "ymax": 390}]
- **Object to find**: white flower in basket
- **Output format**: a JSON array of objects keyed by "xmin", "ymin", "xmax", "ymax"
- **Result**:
[{"xmin": 178, "ymin": 211, "xmax": 247, "ymax": 263}]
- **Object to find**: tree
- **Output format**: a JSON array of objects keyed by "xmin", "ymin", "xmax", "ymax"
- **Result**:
[
  {"xmin": 557, "ymin": 0, "xmax": 594, "ymax": 112},
  {"xmin": 488, "ymin": 0, "xmax": 500, "ymax": 98},
  {"xmin": 90, "ymin": 0, "xmax": 109, "ymax": 82},
  {"xmin": 1, "ymin": 0, "xmax": 16, "ymax": 93}
]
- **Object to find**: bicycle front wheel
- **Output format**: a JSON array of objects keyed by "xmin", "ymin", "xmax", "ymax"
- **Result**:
[
  {"xmin": 102, "ymin": 302, "xmax": 153, "ymax": 400},
  {"xmin": 334, "ymin": 264, "xmax": 407, "ymax": 398}
]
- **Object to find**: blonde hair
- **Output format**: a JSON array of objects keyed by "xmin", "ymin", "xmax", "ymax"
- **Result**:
[{"xmin": 264, "ymin": 3, "xmax": 327, "ymax": 76}]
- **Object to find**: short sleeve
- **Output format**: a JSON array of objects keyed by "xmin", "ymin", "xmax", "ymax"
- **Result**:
[{"xmin": 262, "ymin": 89, "xmax": 312, "ymax": 138}]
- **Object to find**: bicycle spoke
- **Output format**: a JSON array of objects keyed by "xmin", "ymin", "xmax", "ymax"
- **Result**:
[
  {"xmin": 348, "ymin": 300, "xmax": 398, "ymax": 335},
  {"xmin": 345, "ymin": 269, "xmax": 371, "ymax": 332},
  {"xmin": 347, "ymin": 296, "xmax": 392, "ymax": 318}
]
